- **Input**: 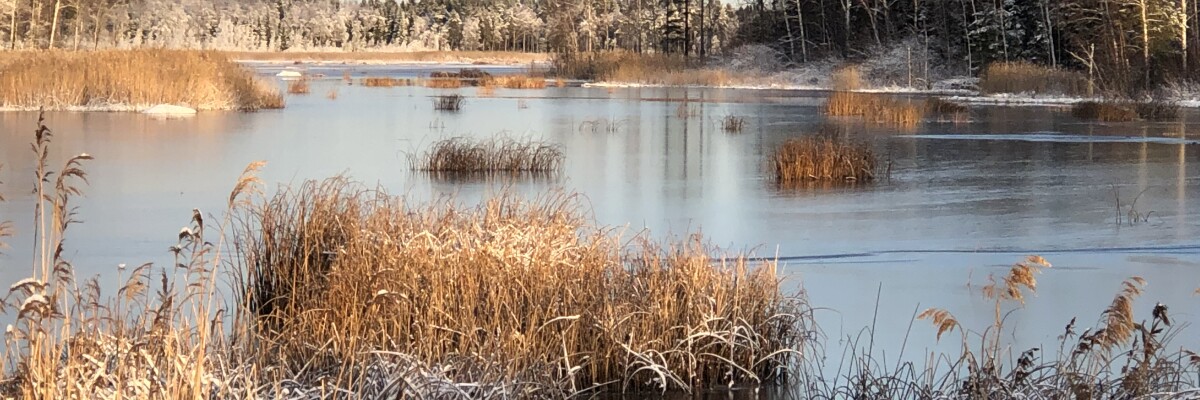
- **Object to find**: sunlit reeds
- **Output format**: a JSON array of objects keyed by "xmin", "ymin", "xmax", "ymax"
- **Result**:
[
  {"xmin": 826, "ymin": 92, "xmax": 924, "ymax": 128},
  {"xmin": 287, "ymin": 76, "xmax": 311, "ymax": 94},
  {"xmin": 425, "ymin": 77, "xmax": 463, "ymax": 89},
  {"xmin": 235, "ymin": 179, "xmax": 809, "ymax": 395},
  {"xmin": 772, "ymin": 135, "xmax": 877, "ymax": 183},
  {"xmin": 980, "ymin": 61, "xmax": 1090, "ymax": 96},
  {"xmin": 0, "ymin": 50, "xmax": 283, "ymax": 111},
  {"xmin": 411, "ymin": 137, "xmax": 563, "ymax": 174},
  {"xmin": 832, "ymin": 65, "xmax": 863, "ymax": 91},
  {"xmin": 361, "ymin": 77, "xmax": 414, "ymax": 87}
]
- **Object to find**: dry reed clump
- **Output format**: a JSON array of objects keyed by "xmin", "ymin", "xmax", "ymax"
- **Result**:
[
  {"xmin": 1072, "ymin": 101, "xmax": 1137, "ymax": 122},
  {"xmin": 925, "ymin": 97, "xmax": 971, "ymax": 122},
  {"xmin": 0, "ymin": 50, "xmax": 283, "ymax": 111},
  {"xmin": 432, "ymin": 94, "xmax": 464, "ymax": 111},
  {"xmin": 326, "ymin": 88, "xmax": 338, "ymax": 100},
  {"xmin": 832, "ymin": 65, "xmax": 864, "ymax": 91},
  {"xmin": 361, "ymin": 77, "xmax": 415, "ymax": 87},
  {"xmin": 979, "ymin": 62, "xmax": 1090, "ymax": 96},
  {"xmin": 1134, "ymin": 100, "xmax": 1180, "ymax": 120},
  {"xmin": 412, "ymin": 137, "xmax": 563, "ymax": 174},
  {"xmin": 425, "ymin": 77, "xmax": 464, "ymax": 89},
  {"xmin": 553, "ymin": 51, "xmax": 735, "ymax": 86},
  {"xmin": 235, "ymin": 179, "xmax": 810, "ymax": 396},
  {"xmin": 826, "ymin": 92, "xmax": 925, "ymax": 128},
  {"xmin": 721, "ymin": 115, "xmax": 747, "ymax": 133},
  {"xmin": 287, "ymin": 76, "xmax": 311, "ymax": 95},
  {"xmin": 772, "ymin": 135, "xmax": 877, "ymax": 183},
  {"xmin": 485, "ymin": 75, "xmax": 548, "ymax": 89}
]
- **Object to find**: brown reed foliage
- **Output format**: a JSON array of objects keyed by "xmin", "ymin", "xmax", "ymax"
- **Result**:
[
  {"xmin": 432, "ymin": 94, "xmax": 464, "ymax": 111},
  {"xmin": 979, "ymin": 62, "xmax": 1090, "ymax": 96},
  {"xmin": 772, "ymin": 135, "xmax": 877, "ymax": 183},
  {"xmin": 425, "ymin": 77, "xmax": 464, "ymax": 89},
  {"xmin": 721, "ymin": 115, "xmax": 747, "ymax": 133},
  {"xmin": 832, "ymin": 65, "xmax": 863, "ymax": 91},
  {"xmin": 490, "ymin": 75, "xmax": 547, "ymax": 89},
  {"xmin": 361, "ymin": 77, "xmax": 414, "ymax": 87},
  {"xmin": 0, "ymin": 50, "xmax": 283, "ymax": 111},
  {"xmin": 412, "ymin": 137, "xmax": 562, "ymax": 174},
  {"xmin": 287, "ymin": 76, "xmax": 311, "ymax": 95},
  {"xmin": 1134, "ymin": 100, "xmax": 1180, "ymax": 120},
  {"xmin": 553, "ymin": 51, "xmax": 735, "ymax": 86},
  {"xmin": 326, "ymin": 88, "xmax": 338, "ymax": 100},
  {"xmin": 826, "ymin": 92, "xmax": 924, "ymax": 128},
  {"xmin": 235, "ymin": 179, "xmax": 810, "ymax": 395},
  {"xmin": 1072, "ymin": 101, "xmax": 1137, "ymax": 122}
]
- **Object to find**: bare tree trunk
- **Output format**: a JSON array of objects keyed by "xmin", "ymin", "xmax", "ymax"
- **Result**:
[
  {"xmin": 8, "ymin": 0, "xmax": 16, "ymax": 49},
  {"xmin": 1139, "ymin": 0, "xmax": 1151, "ymax": 87},
  {"xmin": 1042, "ymin": 0, "xmax": 1056, "ymax": 67},
  {"xmin": 48, "ymin": 0, "xmax": 62, "ymax": 49},
  {"xmin": 1182, "ymin": 0, "xmax": 1189, "ymax": 73},
  {"xmin": 795, "ymin": 0, "xmax": 808, "ymax": 62}
]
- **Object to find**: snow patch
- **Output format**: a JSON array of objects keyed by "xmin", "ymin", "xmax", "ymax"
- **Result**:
[
  {"xmin": 143, "ymin": 104, "xmax": 198, "ymax": 115},
  {"xmin": 276, "ymin": 70, "xmax": 304, "ymax": 78}
]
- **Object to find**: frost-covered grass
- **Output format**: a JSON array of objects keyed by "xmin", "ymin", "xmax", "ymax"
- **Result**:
[
  {"xmin": 0, "ymin": 50, "xmax": 283, "ymax": 111},
  {"xmin": 226, "ymin": 50, "xmax": 549, "ymax": 65}
]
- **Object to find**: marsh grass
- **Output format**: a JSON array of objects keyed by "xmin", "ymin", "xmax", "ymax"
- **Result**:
[
  {"xmin": 225, "ymin": 50, "xmax": 548, "ymax": 65},
  {"xmin": 826, "ymin": 92, "xmax": 924, "ymax": 128},
  {"xmin": 425, "ymin": 77, "xmax": 464, "ymax": 89},
  {"xmin": 326, "ymin": 88, "xmax": 338, "ymax": 100},
  {"xmin": 722, "ymin": 115, "xmax": 747, "ymax": 133},
  {"xmin": 0, "ymin": 50, "xmax": 283, "ymax": 111},
  {"xmin": 236, "ymin": 180, "xmax": 809, "ymax": 395},
  {"xmin": 925, "ymin": 97, "xmax": 970, "ymax": 123},
  {"xmin": 553, "ymin": 52, "xmax": 735, "ymax": 86},
  {"xmin": 433, "ymin": 94, "xmax": 464, "ymax": 111},
  {"xmin": 411, "ymin": 137, "xmax": 563, "ymax": 174},
  {"xmin": 980, "ymin": 62, "xmax": 1090, "ymax": 96},
  {"xmin": 1073, "ymin": 101, "xmax": 1137, "ymax": 122},
  {"xmin": 287, "ymin": 76, "xmax": 311, "ymax": 95},
  {"xmin": 772, "ymin": 135, "xmax": 877, "ymax": 183},
  {"xmin": 361, "ymin": 77, "xmax": 414, "ymax": 87},
  {"xmin": 1134, "ymin": 100, "xmax": 1180, "ymax": 120},
  {"xmin": 832, "ymin": 65, "xmax": 864, "ymax": 91},
  {"xmin": 488, "ymin": 75, "xmax": 547, "ymax": 89}
]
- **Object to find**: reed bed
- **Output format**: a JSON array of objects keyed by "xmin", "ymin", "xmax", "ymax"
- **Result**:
[
  {"xmin": 0, "ymin": 49, "xmax": 283, "ymax": 111},
  {"xmin": 826, "ymin": 92, "xmax": 924, "ymax": 128},
  {"xmin": 487, "ymin": 75, "xmax": 547, "ymax": 89},
  {"xmin": 326, "ymin": 88, "xmax": 338, "ymax": 100},
  {"xmin": 1072, "ymin": 101, "xmax": 1137, "ymax": 122},
  {"xmin": 361, "ymin": 77, "xmax": 414, "ymax": 87},
  {"xmin": 832, "ymin": 65, "xmax": 864, "ymax": 91},
  {"xmin": 553, "ymin": 51, "xmax": 735, "ymax": 86},
  {"xmin": 234, "ymin": 180, "xmax": 809, "ymax": 395},
  {"xmin": 412, "ymin": 137, "xmax": 562, "ymax": 174},
  {"xmin": 980, "ymin": 61, "xmax": 1090, "ymax": 96},
  {"xmin": 1134, "ymin": 100, "xmax": 1180, "ymax": 120},
  {"xmin": 425, "ymin": 77, "xmax": 464, "ymax": 89},
  {"xmin": 925, "ymin": 97, "xmax": 970, "ymax": 122},
  {"xmin": 772, "ymin": 135, "xmax": 877, "ymax": 183},
  {"xmin": 287, "ymin": 76, "xmax": 311, "ymax": 95},
  {"xmin": 432, "ymin": 94, "xmax": 464, "ymax": 111},
  {"xmin": 722, "ymin": 115, "xmax": 747, "ymax": 133}
]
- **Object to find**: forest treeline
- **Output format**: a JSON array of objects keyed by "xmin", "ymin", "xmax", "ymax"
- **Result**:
[{"xmin": 2, "ymin": 0, "xmax": 1196, "ymax": 92}]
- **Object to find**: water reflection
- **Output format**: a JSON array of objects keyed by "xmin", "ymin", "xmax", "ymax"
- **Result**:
[{"xmin": 0, "ymin": 81, "xmax": 1198, "ymax": 376}]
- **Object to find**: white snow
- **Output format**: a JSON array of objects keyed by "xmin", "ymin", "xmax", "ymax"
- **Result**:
[
  {"xmin": 143, "ymin": 104, "xmax": 198, "ymax": 115},
  {"xmin": 276, "ymin": 69, "xmax": 304, "ymax": 78}
]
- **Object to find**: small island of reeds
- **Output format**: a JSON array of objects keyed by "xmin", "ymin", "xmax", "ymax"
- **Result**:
[{"xmin": 0, "ymin": 50, "xmax": 283, "ymax": 111}]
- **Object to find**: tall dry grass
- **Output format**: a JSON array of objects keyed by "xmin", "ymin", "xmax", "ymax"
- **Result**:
[
  {"xmin": 432, "ymin": 94, "xmax": 464, "ymax": 111},
  {"xmin": 425, "ymin": 77, "xmax": 464, "ymax": 89},
  {"xmin": 1072, "ymin": 101, "xmax": 1137, "ymax": 122},
  {"xmin": 287, "ymin": 76, "xmax": 311, "ymax": 95},
  {"xmin": 0, "ymin": 50, "xmax": 283, "ymax": 111},
  {"xmin": 826, "ymin": 92, "xmax": 924, "ymax": 128},
  {"xmin": 235, "ymin": 179, "xmax": 809, "ymax": 395},
  {"xmin": 361, "ymin": 77, "xmax": 414, "ymax": 87},
  {"xmin": 554, "ymin": 51, "xmax": 736, "ymax": 86},
  {"xmin": 772, "ymin": 135, "xmax": 877, "ymax": 183},
  {"xmin": 832, "ymin": 65, "xmax": 864, "ymax": 91},
  {"xmin": 979, "ymin": 62, "xmax": 1090, "ymax": 96},
  {"xmin": 412, "ymin": 137, "xmax": 563, "ymax": 174}
]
